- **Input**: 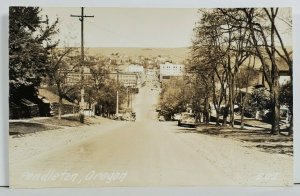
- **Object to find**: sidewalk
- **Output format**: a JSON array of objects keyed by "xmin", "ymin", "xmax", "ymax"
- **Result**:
[{"xmin": 9, "ymin": 113, "xmax": 78, "ymax": 123}]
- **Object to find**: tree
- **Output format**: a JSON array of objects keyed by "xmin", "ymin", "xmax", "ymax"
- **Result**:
[
  {"xmin": 190, "ymin": 8, "xmax": 292, "ymax": 134},
  {"xmin": 47, "ymin": 48, "xmax": 78, "ymax": 119},
  {"xmin": 245, "ymin": 88, "xmax": 272, "ymax": 119},
  {"xmin": 236, "ymin": 56, "xmax": 258, "ymax": 129},
  {"xmin": 9, "ymin": 7, "xmax": 59, "ymax": 101},
  {"xmin": 94, "ymin": 79, "xmax": 127, "ymax": 117},
  {"xmin": 191, "ymin": 9, "xmax": 231, "ymax": 126},
  {"xmin": 159, "ymin": 77, "xmax": 191, "ymax": 120},
  {"xmin": 242, "ymin": 8, "xmax": 292, "ymax": 134}
]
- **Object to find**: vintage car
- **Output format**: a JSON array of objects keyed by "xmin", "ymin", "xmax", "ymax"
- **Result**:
[{"xmin": 178, "ymin": 112, "xmax": 198, "ymax": 128}]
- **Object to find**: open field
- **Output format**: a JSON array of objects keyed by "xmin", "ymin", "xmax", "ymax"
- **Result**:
[{"xmin": 84, "ymin": 47, "xmax": 189, "ymax": 63}]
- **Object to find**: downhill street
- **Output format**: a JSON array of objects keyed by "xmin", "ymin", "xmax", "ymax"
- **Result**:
[{"xmin": 9, "ymin": 86, "xmax": 292, "ymax": 187}]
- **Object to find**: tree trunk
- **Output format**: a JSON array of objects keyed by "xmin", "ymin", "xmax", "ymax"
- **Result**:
[
  {"xmin": 240, "ymin": 92, "xmax": 249, "ymax": 130},
  {"xmin": 204, "ymin": 97, "xmax": 210, "ymax": 124},
  {"xmin": 216, "ymin": 110, "xmax": 220, "ymax": 126},
  {"xmin": 58, "ymin": 96, "xmax": 63, "ymax": 120},
  {"xmin": 271, "ymin": 82, "xmax": 280, "ymax": 135},
  {"xmin": 289, "ymin": 114, "xmax": 293, "ymax": 135},
  {"xmin": 230, "ymin": 75, "xmax": 235, "ymax": 127},
  {"xmin": 241, "ymin": 106, "xmax": 244, "ymax": 129},
  {"xmin": 222, "ymin": 115, "xmax": 227, "ymax": 126},
  {"xmin": 222, "ymin": 105, "xmax": 229, "ymax": 126}
]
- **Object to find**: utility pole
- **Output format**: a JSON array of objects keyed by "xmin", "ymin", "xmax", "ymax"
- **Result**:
[
  {"xmin": 130, "ymin": 88, "xmax": 133, "ymax": 113},
  {"xmin": 116, "ymin": 69, "xmax": 119, "ymax": 116},
  {"xmin": 127, "ymin": 87, "xmax": 130, "ymax": 108},
  {"xmin": 71, "ymin": 7, "xmax": 94, "ymax": 112}
]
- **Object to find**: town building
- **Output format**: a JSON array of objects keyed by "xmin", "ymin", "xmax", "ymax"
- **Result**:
[
  {"xmin": 109, "ymin": 72, "xmax": 138, "ymax": 88},
  {"xmin": 159, "ymin": 62, "xmax": 184, "ymax": 81},
  {"xmin": 117, "ymin": 64, "xmax": 146, "ymax": 87}
]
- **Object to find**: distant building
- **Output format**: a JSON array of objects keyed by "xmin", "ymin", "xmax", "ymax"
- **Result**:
[
  {"xmin": 128, "ymin": 64, "xmax": 144, "ymax": 73},
  {"xmin": 117, "ymin": 64, "xmax": 145, "ymax": 87},
  {"xmin": 109, "ymin": 72, "xmax": 138, "ymax": 88},
  {"xmin": 159, "ymin": 62, "xmax": 184, "ymax": 81}
]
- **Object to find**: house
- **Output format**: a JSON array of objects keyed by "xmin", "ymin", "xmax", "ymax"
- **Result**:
[
  {"xmin": 38, "ymin": 89, "xmax": 79, "ymax": 116},
  {"xmin": 254, "ymin": 52, "xmax": 292, "ymax": 87},
  {"xmin": 9, "ymin": 99, "xmax": 40, "ymax": 119}
]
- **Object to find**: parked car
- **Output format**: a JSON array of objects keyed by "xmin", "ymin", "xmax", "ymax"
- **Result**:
[
  {"xmin": 158, "ymin": 115, "xmax": 165, "ymax": 121},
  {"xmin": 178, "ymin": 112, "xmax": 198, "ymax": 128},
  {"xmin": 114, "ymin": 113, "xmax": 123, "ymax": 120},
  {"xmin": 262, "ymin": 106, "xmax": 290, "ymax": 125},
  {"xmin": 122, "ymin": 113, "xmax": 131, "ymax": 121},
  {"xmin": 173, "ymin": 113, "xmax": 181, "ymax": 121}
]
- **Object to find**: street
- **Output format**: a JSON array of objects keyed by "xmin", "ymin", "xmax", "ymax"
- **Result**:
[{"xmin": 9, "ymin": 85, "xmax": 292, "ymax": 187}]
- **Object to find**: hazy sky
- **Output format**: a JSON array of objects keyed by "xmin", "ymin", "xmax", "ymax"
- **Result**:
[
  {"xmin": 40, "ymin": 7, "xmax": 292, "ymax": 48},
  {"xmin": 41, "ymin": 7, "xmax": 199, "ymax": 48}
]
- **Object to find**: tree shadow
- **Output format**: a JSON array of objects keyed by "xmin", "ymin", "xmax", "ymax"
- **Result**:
[{"xmin": 174, "ymin": 124, "xmax": 293, "ymax": 156}]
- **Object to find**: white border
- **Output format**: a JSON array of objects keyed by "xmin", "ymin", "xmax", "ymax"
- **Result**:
[{"xmin": 1, "ymin": 0, "xmax": 299, "ymax": 188}]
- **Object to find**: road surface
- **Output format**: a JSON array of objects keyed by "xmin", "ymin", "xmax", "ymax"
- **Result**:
[{"xmin": 9, "ymin": 86, "xmax": 293, "ymax": 187}]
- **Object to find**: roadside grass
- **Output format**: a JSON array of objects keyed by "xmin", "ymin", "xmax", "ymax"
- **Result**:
[
  {"xmin": 31, "ymin": 115, "xmax": 83, "ymax": 127},
  {"xmin": 9, "ymin": 115, "xmax": 102, "ymax": 136},
  {"xmin": 9, "ymin": 122, "xmax": 60, "ymax": 136},
  {"xmin": 177, "ymin": 124, "xmax": 293, "ymax": 156}
]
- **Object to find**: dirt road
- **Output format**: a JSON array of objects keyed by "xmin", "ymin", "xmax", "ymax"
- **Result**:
[{"xmin": 9, "ymin": 86, "xmax": 293, "ymax": 187}]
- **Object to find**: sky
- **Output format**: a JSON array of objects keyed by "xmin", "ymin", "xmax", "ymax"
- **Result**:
[
  {"xmin": 40, "ymin": 7, "xmax": 292, "ymax": 48},
  {"xmin": 40, "ymin": 7, "xmax": 199, "ymax": 48}
]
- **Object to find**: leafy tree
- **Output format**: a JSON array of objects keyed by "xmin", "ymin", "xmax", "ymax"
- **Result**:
[
  {"xmin": 245, "ymin": 88, "xmax": 271, "ymax": 118},
  {"xmin": 9, "ymin": 7, "xmax": 59, "ymax": 100},
  {"xmin": 93, "ymin": 79, "xmax": 126, "ymax": 117},
  {"xmin": 47, "ymin": 48, "xmax": 79, "ymax": 119},
  {"xmin": 159, "ymin": 77, "xmax": 192, "ymax": 120}
]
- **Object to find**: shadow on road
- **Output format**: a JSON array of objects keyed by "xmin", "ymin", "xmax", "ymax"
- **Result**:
[{"xmin": 174, "ymin": 124, "xmax": 293, "ymax": 156}]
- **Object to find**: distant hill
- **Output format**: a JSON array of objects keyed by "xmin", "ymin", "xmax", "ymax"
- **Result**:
[{"xmin": 84, "ymin": 47, "xmax": 190, "ymax": 63}]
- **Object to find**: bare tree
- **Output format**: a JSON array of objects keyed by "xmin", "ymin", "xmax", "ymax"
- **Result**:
[{"xmin": 242, "ymin": 8, "xmax": 292, "ymax": 135}]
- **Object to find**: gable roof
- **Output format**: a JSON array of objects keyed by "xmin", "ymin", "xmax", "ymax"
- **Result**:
[{"xmin": 38, "ymin": 88, "xmax": 75, "ymax": 105}]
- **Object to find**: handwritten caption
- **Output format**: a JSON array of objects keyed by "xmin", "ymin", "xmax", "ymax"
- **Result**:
[{"xmin": 22, "ymin": 170, "xmax": 128, "ymax": 184}]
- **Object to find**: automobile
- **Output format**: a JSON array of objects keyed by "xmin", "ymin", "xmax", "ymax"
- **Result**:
[
  {"xmin": 156, "ymin": 107, "xmax": 161, "ymax": 112},
  {"xmin": 129, "ymin": 112, "xmax": 136, "ymax": 121},
  {"xmin": 173, "ymin": 113, "xmax": 181, "ymax": 121},
  {"xmin": 262, "ymin": 106, "xmax": 290, "ymax": 125},
  {"xmin": 122, "ymin": 113, "xmax": 131, "ymax": 121},
  {"xmin": 178, "ymin": 112, "xmax": 198, "ymax": 128},
  {"xmin": 83, "ymin": 109, "xmax": 95, "ymax": 117},
  {"xmin": 114, "ymin": 113, "xmax": 124, "ymax": 120},
  {"xmin": 158, "ymin": 115, "xmax": 165, "ymax": 121}
]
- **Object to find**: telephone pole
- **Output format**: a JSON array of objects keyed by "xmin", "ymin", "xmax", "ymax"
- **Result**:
[
  {"xmin": 71, "ymin": 7, "xmax": 94, "ymax": 112},
  {"xmin": 116, "ymin": 69, "xmax": 119, "ymax": 116}
]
